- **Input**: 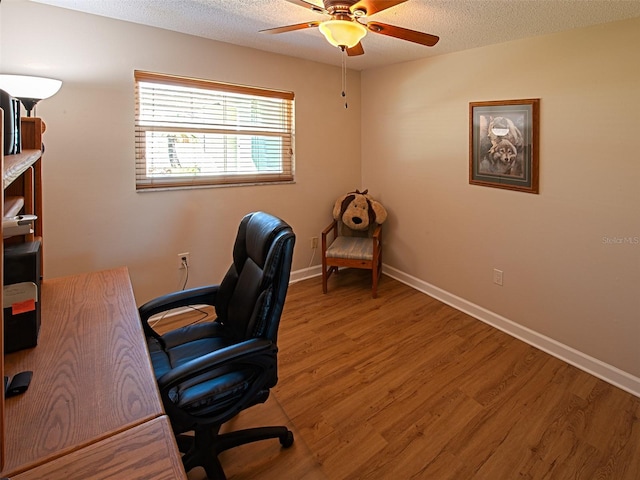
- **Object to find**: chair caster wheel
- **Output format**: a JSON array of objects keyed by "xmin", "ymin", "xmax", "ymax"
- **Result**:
[{"xmin": 280, "ymin": 430, "xmax": 294, "ymax": 448}]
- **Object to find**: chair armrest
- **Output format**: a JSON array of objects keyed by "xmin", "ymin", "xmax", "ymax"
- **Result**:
[
  {"xmin": 372, "ymin": 224, "xmax": 382, "ymax": 242},
  {"xmin": 372, "ymin": 224, "xmax": 382, "ymax": 260},
  {"xmin": 322, "ymin": 220, "xmax": 338, "ymax": 251},
  {"xmin": 139, "ymin": 286, "xmax": 220, "ymax": 340},
  {"xmin": 321, "ymin": 220, "xmax": 337, "ymax": 236},
  {"xmin": 139, "ymin": 285, "xmax": 220, "ymax": 322},
  {"xmin": 156, "ymin": 338, "xmax": 276, "ymax": 425},
  {"xmin": 156, "ymin": 337, "xmax": 274, "ymax": 392}
]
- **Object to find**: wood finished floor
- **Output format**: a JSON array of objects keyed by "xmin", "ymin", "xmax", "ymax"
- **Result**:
[{"xmin": 157, "ymin": 270, "xmax": 640, "ymax": 480}]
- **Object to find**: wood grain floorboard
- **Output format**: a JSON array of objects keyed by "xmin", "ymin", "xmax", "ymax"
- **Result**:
[{"xmin": 154, "ymin": 270, "xmax": 640, "ymax": 479}]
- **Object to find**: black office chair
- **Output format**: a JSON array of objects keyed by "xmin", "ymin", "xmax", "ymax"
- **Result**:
[{"xmin": 138, "ymin": 212, "xmax": 296, "ymax": 479}]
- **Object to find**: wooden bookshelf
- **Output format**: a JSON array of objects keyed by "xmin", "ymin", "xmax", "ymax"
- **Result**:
[
  {"xmin": 1, "ymin": 116, "xmax": 45, "ymax": 470},
  {"xmin": 0, "ymin": 115, "xmax": 185, "ymax": 478},
  {"xmin": 1, "ymin": 105, "xmax": 6, "ymax": 471}
]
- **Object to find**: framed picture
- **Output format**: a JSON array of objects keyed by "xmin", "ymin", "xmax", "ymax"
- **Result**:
[{"xmin": 469, "ymin": 98, "xmax": 540, "ymax": 194}]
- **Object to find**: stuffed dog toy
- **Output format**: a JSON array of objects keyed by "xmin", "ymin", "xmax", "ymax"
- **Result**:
[{"xmin": 333, "ymin": 189, "xmax": 387, "ymax": 231}]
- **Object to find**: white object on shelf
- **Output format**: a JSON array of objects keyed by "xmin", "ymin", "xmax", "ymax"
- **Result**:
[{"xmin": 3, "ymin": 214, "xmax": 37, "ymax": 238}]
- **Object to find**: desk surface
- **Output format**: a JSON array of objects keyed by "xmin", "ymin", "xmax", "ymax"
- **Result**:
[
  {"xmin": 1, "ymin": 267, "xmax": 166, "ymax": 477},
  {"xmin": 10, "ymin": 415, "xmax": 184, "ymax": 480}
]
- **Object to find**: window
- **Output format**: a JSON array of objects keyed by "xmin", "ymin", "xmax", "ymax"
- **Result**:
[{"xmin": 134, "ymin": 70, "xmax": 294, "ymax": 190}]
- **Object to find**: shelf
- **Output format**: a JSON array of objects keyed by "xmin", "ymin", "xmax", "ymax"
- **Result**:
[
  {"xmin": 3, "ymin": 149, "xmax": 41, "ymax": 189},
  {"xmin": 3, "ymin": 196, "xmax": 24, "ymax": 217}
]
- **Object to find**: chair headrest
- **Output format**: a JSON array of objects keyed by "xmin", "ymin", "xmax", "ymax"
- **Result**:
[{"xmin": 236, "ymin": 212, "xmax": 291, "ymax": 269}]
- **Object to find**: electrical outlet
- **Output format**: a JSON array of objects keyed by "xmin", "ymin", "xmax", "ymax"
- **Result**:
[
  {"xmin": 178, "ymin": 252, "xmax": 190, "ymax": 269},
  {"xmin": 493, "ymin": 268, "xmax": 503, "ymax": 286},
  {"xmin": 311, "ymin": 237, "xmax": 319, "ymax": 249}
]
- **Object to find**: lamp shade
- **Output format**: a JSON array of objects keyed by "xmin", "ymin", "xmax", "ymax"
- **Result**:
[
  {"xmin": 0, "ymin": 75, "xmax": 62, "ymax": 101},
  {"xmin": 319, "ymin": 20, "xmax": 367, "ymax": 48},
  {"xmin": 0, "ymin": 74, "xmax": 62, "ymax": 116}
]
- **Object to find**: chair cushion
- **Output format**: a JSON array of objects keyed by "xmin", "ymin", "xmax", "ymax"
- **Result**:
[
  {"xmin": 148, "ymin": 322, "xmax": 255, "ymax": 417},
  {"xmin": 326, "ymin": 236, "xmax": 373, "ymax": 260},
  {"xmin": 178, "ymin": 370, "xmax": 251, "ymax": 416}
]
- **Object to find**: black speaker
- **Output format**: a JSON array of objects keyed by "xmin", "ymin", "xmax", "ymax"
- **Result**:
[
  {"xmin": 4, "ymin": 240, "xmax": 41, "ymax": 353},
  {"xmin": 1, "ymin": 88, "xmax": 22, "ymax": 156}
]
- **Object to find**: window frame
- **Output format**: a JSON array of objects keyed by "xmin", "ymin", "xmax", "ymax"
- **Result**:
[{"xmin": 134, "ymin": 70, "xmax": 295, "ymax": 190}]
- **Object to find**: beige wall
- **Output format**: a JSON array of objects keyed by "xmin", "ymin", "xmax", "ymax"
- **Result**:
[
  {"xmin": 362, "ymin": 17, "xmax": 640, "ymax": 379},
  {"xmin": 0, "ymin": 1, "xmax": 361, "ymax": 303},
  {"xmin": 2, "ymin": 2, "xmax": 638, "ymax": 387}
]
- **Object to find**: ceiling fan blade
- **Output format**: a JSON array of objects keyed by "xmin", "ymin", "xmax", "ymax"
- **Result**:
[
  {"xmin": 347, "ymin": 42, "xmax": 365, "ymax": 56},
  {"xmin": 366, "ymin": 21, "xmax": 439, "ymax": 47},
  {"xmin": 285, "ymin": 0, "xmax": 327, "ymax": 14},
  {"xmin": 260, "ymin": 21, "xmax": 321, "ymax": 34},
  {"xmin": 350, "ymin": 0, "xmax": 408, "ymax": 16}
]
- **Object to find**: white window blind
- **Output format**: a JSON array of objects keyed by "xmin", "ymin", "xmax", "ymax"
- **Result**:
[{"xmin": 134, "ymin": 70, "xmax": 295, "ymax": 190}]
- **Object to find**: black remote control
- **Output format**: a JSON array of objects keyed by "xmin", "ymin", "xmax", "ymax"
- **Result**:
[{"xmin": 6, "ymin": 371, "xmax": 33, "ymax": 398}]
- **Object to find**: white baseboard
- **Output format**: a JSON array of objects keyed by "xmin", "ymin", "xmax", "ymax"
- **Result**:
[
  {"xmin": 290, "ymin": 265, "xmax": 322, "ymax": 284},
  {"xmin": 380, "ymin": 265, "xmax": 640, "ymax": 398},
  {"xmin": 288, "ymin": 264, "xmax": 640, "ymax": 398}
]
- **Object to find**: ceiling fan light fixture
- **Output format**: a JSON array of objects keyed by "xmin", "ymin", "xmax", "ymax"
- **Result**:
[{"xmin": 319, "ymin": 19, "xmax": 367, "ymax": 49}]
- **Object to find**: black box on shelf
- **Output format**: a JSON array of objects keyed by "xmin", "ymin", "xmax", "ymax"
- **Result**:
[
  {"xmin": 3, "ymin": 240, "xmax": 41, "ymax": 353},
  {"xmin": 1, "ymin": 88, "xmax": 22, "ymax": 155}
]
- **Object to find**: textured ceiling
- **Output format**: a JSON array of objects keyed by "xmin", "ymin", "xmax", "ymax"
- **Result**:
[{"xmin": 31, "ymin": 0, "xmax": 640, "ymax": 70}]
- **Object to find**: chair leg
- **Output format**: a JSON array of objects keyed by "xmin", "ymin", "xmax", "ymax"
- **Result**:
[
  {"xmin": 217, "ymin": 426, "xmax": 294, "ymax": 453},
  {"xmin": 372, "ymin": 250, "xmax": 383, "ymax": 298},
  {"xmin": 372, "ymin": 269, "xmax": 378, "ymax": 298},
  {"xmin": 182, "ymin": 426, "xmax": 227, "ymax": 480},
  {"xmin": 175, "ymin": 433, "xmax": 195, "ymax": 453},
  {"xmin": 322, "ymin": 261, "xmax": 338, "ymax": 294},
  {"xmin": 322, "ymin": 258, "xmax": 328, "ymax": 294},
  {"xmin": 372, "ymin": 259, "xmax": 379, "ymax": 299},
  {"xmin": 179, "ymin": 425, "xmax": 294, "ymax": 480}
]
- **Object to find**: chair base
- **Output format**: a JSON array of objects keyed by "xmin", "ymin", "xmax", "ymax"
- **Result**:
[{"xmin": 178, "ymin": 425, "xmax": 294, "ymax": 479}]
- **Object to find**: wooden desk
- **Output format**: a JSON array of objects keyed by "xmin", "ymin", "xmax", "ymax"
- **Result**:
[
  {"xmin": 10, "ymin": 416, "xmax": 184, "ymax": 480},
  {"xmin": 1, "ymin": 267, "xmax": 185, "ymax": 478}
]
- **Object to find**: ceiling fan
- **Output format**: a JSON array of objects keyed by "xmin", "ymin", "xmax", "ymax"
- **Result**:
[{"xmin": 260, "ymin": 0, "xmax": 439, "ymax": 56}]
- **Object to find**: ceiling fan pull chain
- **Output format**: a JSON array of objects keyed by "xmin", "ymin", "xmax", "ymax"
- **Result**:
[{"xmin": 341, "ymin": 47, "xmax": 348, "ymax": 109}]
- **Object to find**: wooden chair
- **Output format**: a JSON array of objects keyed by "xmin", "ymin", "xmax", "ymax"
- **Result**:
[{"xmin": 321, "ymin": 219, "xmax": 382, "ymax": 298}]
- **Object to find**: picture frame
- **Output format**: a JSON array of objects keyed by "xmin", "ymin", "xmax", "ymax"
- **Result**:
[{"xmin": 469, "ymin": 98, "xmax": 540, "ymax": 194}]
